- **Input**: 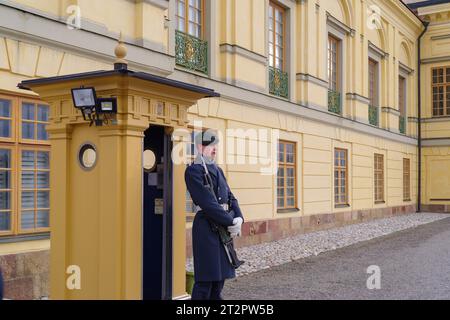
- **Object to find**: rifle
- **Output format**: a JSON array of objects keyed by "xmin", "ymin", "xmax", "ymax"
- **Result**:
[{"xmin": 199, "ymin": 156, "xmax": 244, "ymax": 269}]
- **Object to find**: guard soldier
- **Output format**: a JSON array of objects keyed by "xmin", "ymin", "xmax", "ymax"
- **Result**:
[{"xmin": 185, "ymin": 130, "xmax": 244, "ymax": 300}]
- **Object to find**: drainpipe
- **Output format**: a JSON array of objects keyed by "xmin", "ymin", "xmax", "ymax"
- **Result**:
[{"xmin": 417, "ymin": 21, "xmax": 430, "ymax": 213}]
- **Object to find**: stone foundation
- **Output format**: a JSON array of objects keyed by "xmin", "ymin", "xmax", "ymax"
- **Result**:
[
  {"xmin": 186, "ymin": 204, "xmax": 417, "ymax": 258},
  {"xmin": 0, "ymin": 250, "xmax": 49, "ymax": 300},
  {"xmin": 422, "ymin": 204, "xmax": 450, "ymax": 213}
]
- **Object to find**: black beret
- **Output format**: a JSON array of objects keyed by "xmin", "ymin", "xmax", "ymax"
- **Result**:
[{"xmin": 194, "ymin": 131, "xmax": 219, "ymax": 146}]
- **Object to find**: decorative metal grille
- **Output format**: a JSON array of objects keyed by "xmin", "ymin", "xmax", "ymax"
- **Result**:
[
  {"xmin": 328, "ymin": 90, "xmax": 341, "ymax": 114},
  {"xmin": 269, "ymin": 67, "xmax": 289, "ymax": 99},
  {"xmin": 399, "ymin": 115, "xmax": 406, "ymax": 134},
  {"xmin": 175, "ymin": 30, "xmax": 208, "ymax": 74},
  {"xmin": 369, "ymin": 105, "xmax": 379, "ymax": 127}
]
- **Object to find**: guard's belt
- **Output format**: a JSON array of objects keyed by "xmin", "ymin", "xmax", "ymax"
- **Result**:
[{"xmin": 194, "ymin": 203, "xmax": 229, "ymax": 213}]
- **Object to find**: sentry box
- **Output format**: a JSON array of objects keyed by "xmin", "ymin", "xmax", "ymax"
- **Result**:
[{"xmin": 18, "ymin": 41, "xmax": 219, "ymax": 300}]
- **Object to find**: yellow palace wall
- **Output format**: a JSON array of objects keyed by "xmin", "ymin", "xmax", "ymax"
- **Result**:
[
  {"xmin": 0, "ymin": 0, "xmax": 446, "ymax": 299},
  {"xmin": 417, "ymin": 3, "xmax": 450, "ymax": 212},
  {"xmin": 188, "ymin": 98, "xmax": 418, "ymax": 219},
  {"xmin": 184, "ymin": 98, "xmax": 418, "ymax": 255}
]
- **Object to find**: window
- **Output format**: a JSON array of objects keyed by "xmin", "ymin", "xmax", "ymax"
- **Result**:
[
  {"xmin": 403, "ymin": 158, "xmax": 411, "ymax": 201},
  {"xmin": 368, "ymin": 59, "xmax": 379, "ymax": 107},
  {"xmin": 268, "ymin": 2, "xmax": 288, "ymax": 98},
  {"xmin": 0, "ymin": 94, "xmax": 50, "ymax": 237},
  {"xmin": 368, "ymin": 59, "xmax": 379, "ymax": 126},
  {"xmin": 328, "ymin": 35, "xmax": 340, "ymax": 92},
  {"xmin": 269, "ymin": 2, "xmax": 285, "ymax": 71},
  {"xmin": 277, "ymin": 141, "xmax": 296, "ymax": 210},
  {"xmin": 20, "ymin": 149, "xmax": 50, "ymax": 232},
  {"xmin": 175, "ymin": 0, "xmax": 208, "ymax": 74},
  {"xmin": 176, "ymin": 0, "xmax": 203, "ymax": 38},
  {"xmin": 0, "ymin": 149, "xmax": 12, "ymax": 233},
  {"xmin": 334, "ymin": 149, "xmax": 348, "ymax": 206},
  {"xmin": 374, "ymin": 154, "xmax": 384, "ymax": 203},
  {"xmin": 0, "ymin": 99, "xmax": 12, "ymax": 139},
  {"xmin": 399, "ymin": 75, "xmax": 407, "ymax": 134},
  {"xmin": 21, "ymin": 101, "xmax": 49, "ymax": 141},
  {"xmin": 399, "ymin": 76, "xmax": 406, "ymax": 116},
  {"xmin": 432, "ymin": 67, "xmax": 450, "ymax": 117},
  {"xmin": 328, "ymin": 35, "xmax": 341, "ymax": 114}
]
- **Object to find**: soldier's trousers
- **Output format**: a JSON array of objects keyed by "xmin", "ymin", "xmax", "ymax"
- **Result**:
[{"xmin": 191, "ymin": 280, "xmax": 225, "ymax": 300}]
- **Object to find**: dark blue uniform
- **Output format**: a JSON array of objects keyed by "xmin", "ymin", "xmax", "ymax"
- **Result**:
[{"xmin": 185, "ymin": 156, "xmax": 244, "ymax": 300}]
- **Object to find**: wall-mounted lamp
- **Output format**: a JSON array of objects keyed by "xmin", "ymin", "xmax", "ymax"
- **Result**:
[
  {"xmin": 71, "ymin": 87, "xmax": 97, "ymax": 122},
  {"xmin": 71, "ymin": 87, "xmax": 117, "ymax": 126},
  {"xmin": 96, "ymin": 98, "xmax": 117, "ymax": 114}
]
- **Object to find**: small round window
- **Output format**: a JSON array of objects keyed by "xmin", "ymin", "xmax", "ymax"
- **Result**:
[
  {"xmin": 143, "ymin": 149, "xmax": 156, "ymax": 172},
  {"xmin": 79, "ymin": 143, "xmax": 97, "ymax": 170}
]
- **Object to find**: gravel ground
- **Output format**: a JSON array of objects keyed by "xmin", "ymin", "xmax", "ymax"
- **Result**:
[
  {"xmin": 223, "ymin": 214, "xmax": 450, "ymax": 300},
  {"xmin": 186, "ymin": 212, "xmax": 448, "ymax": 277}
]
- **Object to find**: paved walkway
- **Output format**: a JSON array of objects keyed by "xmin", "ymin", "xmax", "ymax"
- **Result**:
[
  {"xmin": 223, "ymin": 215, "xmax": 450, "ymax": 300},
  {"xmin": 187, "ymin": 213, "xmax": 447, "ymax": 276}
]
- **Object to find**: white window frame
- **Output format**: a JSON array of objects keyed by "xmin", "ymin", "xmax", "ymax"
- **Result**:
[
  {"xmin": 265, "ymin": 0, "xmax": 296, "ymax": 100},
  {"xmin": 399, "ymin": 63, "xmax": 411, "ymax": 128},
  {"xmin": 368, "ymin": 48, "xmax": 383, "ymax": 125},
  {"xmin": 326, "ymin": 19, "xmax": 346, "ymax": 115}
]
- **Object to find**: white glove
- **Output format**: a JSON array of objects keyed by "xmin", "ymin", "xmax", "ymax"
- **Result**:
[{"xmin": 228, "ymin": 217, "xmax": 243, "ymax": 238}]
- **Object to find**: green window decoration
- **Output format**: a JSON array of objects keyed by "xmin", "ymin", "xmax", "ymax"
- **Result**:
[
  {"xmin": 328, "ymin": 90, "xmax": 341, "ymax": 115},
  {"xmin": 175, "ymin": 0, "xmax": 208, "ymax": 74},
  {"xmin": 269, "ymin": 67, "xmax": 289, "ymax": 99},
  {"xmin": 399, "ymin": 115, "xmax": 406, "ymax": 134},
  {"xmin": 369, "ymin": 105, "xmax": 379, "ymax": 127},
  {"xmin": 268, "ymin": 2, "xmax": 288, "ymax": 98},
  {"xmin": 175, "ymin": 31, "xmax": 208, "ymax": 74}
]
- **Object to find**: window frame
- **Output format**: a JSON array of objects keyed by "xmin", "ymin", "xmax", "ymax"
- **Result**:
[
  {"xmin": 176, "ymin": 0, "xmax": 205, "ymax": 39},
  {"xmin": 18, "ymin": 145, "xmax": 51, "ymax": 235},
  {"xmin": 334, "ymin": 148, "xmax": 348, "ymax": 207},
  {"xmin": 368, "ymin": 58, "xmax": 379, "ymax": 107},
  {"xmin": 399, "ymin": 75, "xmax": 407, "ymax": 117},
  {"xmin": 0, "ymin": 94, "xmax": 16, "ymax": 143},
  {"xmin": 268, "ymin": 1, "xmax": 287, "ymax": 72},
  {"xmin": 403, "ymin": 158, "xmax": 411, "ymax": 202},
  {"xmin": 0, "ymin": 93, "xmax": 50, "ymax": 238},
  {"xmin": 374, "ymin": 153, "xmax": 385, "ymax": 203},
  {"xmin": 277, "ymin": 140, "xmax": 297, "ymax": 211},
  {"xmin": 19, "ymin": 98, "xmax": 50, "ymax": 145},
  {"xmin": 185, "ymin": 128, "xmax": 199, "ymax": 220},
  {"xmin": 0, "ymin": 145, "xmax": 15, "ymax": 236},
  {"xmin": 327, "ymin": 34, "xmax": 341, "ymax": 92},
  {"xmin": 431, "ymin": 66, "xmax": 450, "ymax": 117}
]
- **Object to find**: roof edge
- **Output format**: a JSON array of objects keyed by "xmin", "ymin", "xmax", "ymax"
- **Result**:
[
  {"xmin": 18, "ymin": 69, "xmax": 220, "ymax": 98},
  {"xmin": 400, "ymin": 0, "xmax": 427, "ymax": 24},
  {"xmin": 406, "ymin": 0, "xmax": 450, "ymax": 10}
]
